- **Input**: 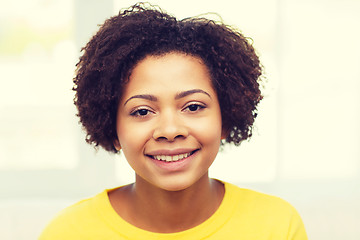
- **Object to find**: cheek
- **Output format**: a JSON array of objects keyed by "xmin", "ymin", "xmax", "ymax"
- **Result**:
[
  {"xmin": 117, "ymin": 120, "xmax": 152, "ymax": 151},
  {"xmin": 191, "ymin": 113, "xmax": 222, "ymax": 144},
  {"xmin": 117, "ymin": 124, "xmax": 145, "ymax": 167}
]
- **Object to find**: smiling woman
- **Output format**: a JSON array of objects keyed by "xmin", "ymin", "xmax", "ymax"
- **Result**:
[
  {"xmin": 113, "ymin": 53, "xmax": 222, "ymax": 193},
  {"xmin": 39, "ymin": 3, "xmax": 307, "ymax": 239}
]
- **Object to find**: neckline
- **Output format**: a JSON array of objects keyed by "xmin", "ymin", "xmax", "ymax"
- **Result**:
[{"xmin": 95, "ymin": 181, "xmax": 239, "ymax": 240}]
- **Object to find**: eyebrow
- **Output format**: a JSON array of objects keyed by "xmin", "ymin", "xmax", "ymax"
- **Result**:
[
  {"xmin": 123, "ymin": 89, "xmax": 211, "ymax": 106},
  {"xmin": 123, "ymin": 94, "xmax": 158, "ymax": 106},
  {"xmin": 175, "ymin": 89, "xmax": 211, "ymax": 100}
]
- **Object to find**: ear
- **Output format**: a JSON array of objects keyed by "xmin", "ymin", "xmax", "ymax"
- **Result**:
[
  {"xmin": 113, "ymin": 139, "xmax": 121, "ymax": 151},
  {"xmin": 221, "ymin": 128, "xmax": 228, "ymax": 141},
  {"xmin": 221, "ymin": 135, "xmax": 226, "ymax": 141}
]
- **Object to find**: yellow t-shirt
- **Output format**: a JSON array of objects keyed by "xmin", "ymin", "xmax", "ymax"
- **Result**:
[{"xmin": 39, "ymin": 181, "xmax": 307, "ymax": 239}]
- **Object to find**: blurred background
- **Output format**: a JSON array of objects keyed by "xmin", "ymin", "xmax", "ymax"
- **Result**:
[{"xmin": 0, "ymin": 0, "xmax": 359, "ymax": 239}]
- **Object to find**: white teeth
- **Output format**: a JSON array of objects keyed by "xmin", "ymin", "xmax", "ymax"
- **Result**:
[{"xmin": 152, "ymin": 152, "xmax": 193, "ymax": 162}]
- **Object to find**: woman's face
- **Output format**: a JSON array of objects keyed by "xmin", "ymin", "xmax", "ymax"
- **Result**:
[{"xmin": 114, "ymin": 52, "xmax": 223, "ymax": 191}]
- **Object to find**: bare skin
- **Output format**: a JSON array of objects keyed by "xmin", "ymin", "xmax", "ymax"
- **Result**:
[
  {"xmin": 108, "ymin": 174, "xmax": 224, "ymax": 233},
  {"xmin": 109, "ymin": 53, "xmax": 225, "ymax": 233}
]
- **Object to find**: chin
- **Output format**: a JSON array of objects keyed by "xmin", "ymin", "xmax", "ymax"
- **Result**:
[
  {"xmin": 154, "ymin": 181, "xmax": 191, "ymax": 192},
  {"xmin": 161, "ymin": 185, "xmax": 190, "ymax": 192},
  {"xmin": 154, "ymin": 176, "xmax": 204, "ymax": 192}
]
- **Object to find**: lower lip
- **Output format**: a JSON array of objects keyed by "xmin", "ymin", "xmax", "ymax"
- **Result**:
[{"xmin": 149, "ymin": 151, "xmax": 198, "ymax": 172}]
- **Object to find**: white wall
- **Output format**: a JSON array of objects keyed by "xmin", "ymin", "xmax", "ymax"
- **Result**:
[{"xmin": 0, "ymin": 0, "xmax": 359, "ymax": 239}]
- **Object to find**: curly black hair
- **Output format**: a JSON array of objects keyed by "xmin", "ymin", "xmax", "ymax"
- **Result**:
[{"xmin": 73, "ymin": 3, "xmax": 263, "ymax": 153}]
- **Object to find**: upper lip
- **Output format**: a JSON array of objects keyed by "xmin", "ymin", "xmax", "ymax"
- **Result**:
[{"xmin": 145, "ymin": 148, "xmax": 199, "ymax": 156}]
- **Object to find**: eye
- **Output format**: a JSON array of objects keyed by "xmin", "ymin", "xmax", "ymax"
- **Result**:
[
  {"xmin": 130, "ymin": 108, "xmax": 152, "ymax": 117},
  {"xmin": 184, "ymin": 103, "xmax": 205, "ymax": 112}
]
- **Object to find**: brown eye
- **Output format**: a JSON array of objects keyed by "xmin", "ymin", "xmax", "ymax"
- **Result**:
[
  {"xmin": 185, "ymin": 104, "xmax": 205, "ymax": 112},
  {"xmin": 138, "ymin": 109, "xmax": 149, "ymax": 115},
  {"xmin": 130, "ymin": 108, "xmax": 152, "ymax": 117}
]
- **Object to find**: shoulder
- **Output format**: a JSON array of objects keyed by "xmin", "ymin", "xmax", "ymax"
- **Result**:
[
  {"xmin": 225, "ymin": 182, "xmax": 298, "ymax": 214},
  {"xmin": 222, "ymin": 182, "xmax": 308, "ymax": 239},
  {"xmin": 39, "ymin": 191, "xmax": 107, "ymax": 239}
]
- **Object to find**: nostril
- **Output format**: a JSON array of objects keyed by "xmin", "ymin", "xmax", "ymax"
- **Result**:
[
  {"xmin": 175, "ymin": 134, "xmax": 185, "ymax": 139},
  {"xmin": 154, "ymin": 134, "xmax": 185, "ymax": 142},
  {"xmin": 152, "ymin": 121, "xmax": 189, "ymax": 141},
  {"xmin": 156, "ymin": 136, "xmax": 168, "ymax": 141}
]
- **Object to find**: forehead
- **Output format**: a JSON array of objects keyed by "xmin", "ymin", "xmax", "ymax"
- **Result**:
[{"xmin": 123, "ymin": 52, "xmax": 215, "ymax": 96}]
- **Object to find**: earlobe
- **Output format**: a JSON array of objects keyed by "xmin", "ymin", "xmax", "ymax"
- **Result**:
[
  {"xmin": 221, "ymin": 128, "xmax": 228, "ymax": 140},
  {"xmin": 113, "ymin": 139, "xmax": 121, "ymax": 151}
]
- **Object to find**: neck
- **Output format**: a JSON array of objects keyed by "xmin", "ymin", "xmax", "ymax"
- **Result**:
[{"xmin": 111, "ymin": 175, "xmax": 224, "ymax": 233}]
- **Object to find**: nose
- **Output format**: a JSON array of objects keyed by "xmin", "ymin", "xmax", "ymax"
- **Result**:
[{"xmin": 152, "ymin": 111, "xmax": 189, "ymax": 142}]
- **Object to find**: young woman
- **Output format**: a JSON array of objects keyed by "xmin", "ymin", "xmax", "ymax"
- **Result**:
[{"xmin": 40, "ymin": 3, "xmax": 307, "ymax": 239}]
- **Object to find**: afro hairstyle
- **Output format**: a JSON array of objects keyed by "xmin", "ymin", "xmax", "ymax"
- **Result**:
[{"xmin": 73, "ymin": 3, "xmax": 263, "ymax": 153}]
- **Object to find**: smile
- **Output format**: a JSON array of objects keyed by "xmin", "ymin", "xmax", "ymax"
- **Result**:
[{"xmin": 148, "ymin": 150, "xmax": 198, "ymax": 162}]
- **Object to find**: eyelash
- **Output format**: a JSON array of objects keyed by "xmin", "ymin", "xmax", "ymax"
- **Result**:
[
  {"xmin": 130, "ymin": 107, "xmax": 153, "ymax": 117},
  {"xmin": 183, "ymin": 103, "xmax": 206, "ymax": 112},
  {"xmin": 129, "ymin": 103, "xmax": 206, "ymax": 118}
]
